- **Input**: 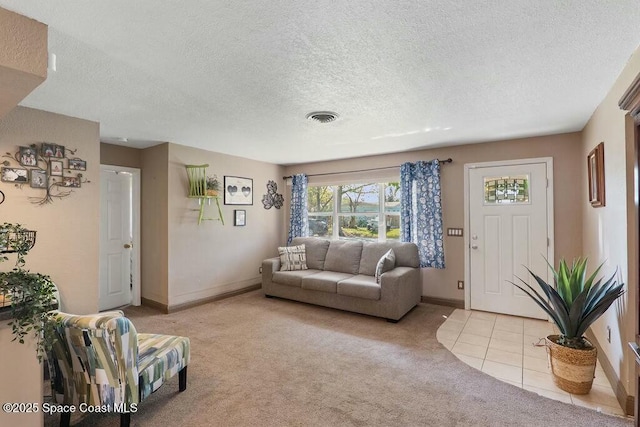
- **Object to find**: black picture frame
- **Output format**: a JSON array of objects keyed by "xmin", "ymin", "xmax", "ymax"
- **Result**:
[
  {"xmin": 234, "ymin": 209, "xmax": 246, "ymax": 226},
  {"xmin": 224, "ymin": 176, "xmax": 253, "ymax": 205}
]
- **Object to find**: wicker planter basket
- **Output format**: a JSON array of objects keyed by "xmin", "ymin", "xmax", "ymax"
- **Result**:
[{"xmin": 545, "ymin": 334, "xmax": 597, "ymax": 394}]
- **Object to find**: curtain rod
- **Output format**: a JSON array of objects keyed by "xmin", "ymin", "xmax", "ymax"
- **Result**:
[{"xmin": 282, "ymin": 158, "xmax": 452, "ymax": 180}]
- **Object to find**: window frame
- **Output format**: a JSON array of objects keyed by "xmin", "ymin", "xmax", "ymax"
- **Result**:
[{"xmin": 307, "ymin": 181, "xmax": 400, "ymax": 242}]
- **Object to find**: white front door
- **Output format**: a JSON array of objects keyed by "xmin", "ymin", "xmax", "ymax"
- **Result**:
[
  {"xmin": 467, "ymin": 160, "xmax": 552, "ymax": 319},
  {"xmin": 99, "ymin": 169, "xmax": 133, "ymax": 310}
]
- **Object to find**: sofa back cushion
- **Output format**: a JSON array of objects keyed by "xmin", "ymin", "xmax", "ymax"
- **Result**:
[
  {"xmin": 359, "ymin": 241, "xmax": 420, "ymax": 275},
  {"xmin": 323, "ymin": 240, "xmax": 363, "ymax": 274},
  {"xmin": 291, "ymin": 237, "xmax": 331, "ymax": 270}
]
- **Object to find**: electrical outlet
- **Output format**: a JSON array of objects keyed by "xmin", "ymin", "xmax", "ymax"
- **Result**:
[
  {"xmin": 259, "ymin": 266, "xmax": 263, "ymax": 274},
  {"xmin": 607, "ymin": 326, "xmax": 611, "ymax": 343},
  {"xmin": 457, "ymin": 281, "xmax": 464, "ymax": 290}
]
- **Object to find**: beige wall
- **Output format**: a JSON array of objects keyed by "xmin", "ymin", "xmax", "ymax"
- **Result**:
[
  {"xmin": 166, "ymin": 143, "xmax": 285, "ymax": 308},
  {"xmin": 101, "ymin": 142, "xmax": 142, "ymax": 169},
  {"xmin": 0, "ymin": 106, "xmax": 100, "ymax": 427},
  {"xmin": 0, "ymin": 7, "xmax": 47, "ymax": 119},
  {"xmin": 0, "ymin": 106, "xmax": 100, "ymax": 313},
  {"xmin": 140, "ymin": 143, "xmax": 169, "ymax": 305},
  {"xmin": 581, "ymin": 45, "xmax": 640, "ymax": 398},
  {"xmin": 284, "ymin": 132, "xmax": 583, "ymax": 301}
]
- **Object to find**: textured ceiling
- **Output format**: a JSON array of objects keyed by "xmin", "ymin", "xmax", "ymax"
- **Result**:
[{"xmin": 2, "ymin": 1, "xmax": 640, "ymax": 165}]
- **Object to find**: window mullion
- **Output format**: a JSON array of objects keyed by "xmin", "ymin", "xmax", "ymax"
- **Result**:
[{"xmin": 333, "ymin": 185, "xmax": 339, "ymax": 239}]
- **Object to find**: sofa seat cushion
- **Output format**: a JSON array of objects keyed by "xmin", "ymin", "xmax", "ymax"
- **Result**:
[
  {"xmin": 301, "ymin": 271, "xmax": 354, "ymax": 293},
  {"xmin": 337, "ymin": 275, "xmax": 381, "ymax": 300},
  {"xmin": 273, "ymin": 269, "xmax": 322, "ymax": 287}
]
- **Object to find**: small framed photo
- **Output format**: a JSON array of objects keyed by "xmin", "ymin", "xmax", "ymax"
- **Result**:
[
  {"xmin": 50, "ymin": 160, "xmax": 63, "ymax": 176},
  {"xmin": 224, "ymin": 176, "xmax": 253, "ymax": 205},
  {"xmin": 234, "ymin": 210, "xmax": 246, "ymax": 226},
  {"xmin": 52, "ymin": 144, "xmax": 65, "ymax": 158},
  {"xmin": 19, "ymin": 146, "xmax": 38, "ymax": 166},
  {"xmin": 587, "ymin": 142, "xmax": 605, "ymax": 207},
  {"xmin": 41, "ymin": 143, "xmax": 56, "ymax": 157},
  {"xmin": 68, "ymin": 159, "xmax": 87, "ymax": 171},
  {"xmin": 30, "ymin": 169, "xmax": 47, "ymax": 188},
  {"xmin": 1, "ymin": 167, "xmax": 28, "ymax": 183},
  {"xmin": 62, "ymin": 176, "xmax": 81, "ymax": 188}
]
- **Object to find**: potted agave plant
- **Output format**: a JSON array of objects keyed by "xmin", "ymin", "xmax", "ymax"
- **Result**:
[{"xmin": 511, "ymin": 258, "xmax": 624, "ymax": 394}]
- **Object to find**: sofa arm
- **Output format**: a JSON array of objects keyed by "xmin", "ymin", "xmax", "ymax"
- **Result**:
[
  {"xmin": 380, "ymin": 266, "xmax": 418, "ymax": 286},
  {"xmin": 379, "ymin": 266, "xmax": 421, "ymax": 318},
  {"xmin": 261, "ymin": 257, "xmax": 280, "ymax": 294},
  {"xmin": 262, "ymin": 257, "xmax": 280, "ymax": 275}
]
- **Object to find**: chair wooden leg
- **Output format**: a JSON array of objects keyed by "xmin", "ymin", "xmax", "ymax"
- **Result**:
[
  {"xmin": 60, "ymin": 412, "xmax": 71, "ymax": 427},
  {"xmin": 120, "ymin": 412, "xmax": 130, "ymax": 427},
  {"xmin": 179, "ymin": 366, "xmax": 188, "ymax": 391}
]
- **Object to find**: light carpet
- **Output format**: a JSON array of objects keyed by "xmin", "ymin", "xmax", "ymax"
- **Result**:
[{"xmin": 45, "ymin": 290, "xmax": 632, "ymax": 426}]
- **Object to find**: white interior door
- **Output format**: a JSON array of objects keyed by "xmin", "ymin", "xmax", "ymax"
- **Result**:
[
  {"xmin": 100, "ymin": 169, "xmax": 133, "ymax": 310},
  {"xmin": 468, "ymin": 160, "xmax": 552, "ymax": 319}
]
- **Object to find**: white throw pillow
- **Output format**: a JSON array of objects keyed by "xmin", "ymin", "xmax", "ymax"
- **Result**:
[
  {"xmin": 278, "ymin": 244, "xmax": 308, "ymax": 271},
  {"xmin": 374, "ymin": 249, "xmax": 396, "ymax": 283}
]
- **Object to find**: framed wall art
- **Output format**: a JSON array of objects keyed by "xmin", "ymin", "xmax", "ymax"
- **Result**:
[
  {"xmin": 224, "ymin": 176, "xmax": 253, "ymax": 205},
  {"xmin": 19, "ymin": 146, "xmax": 38, "ymax": 166},
  {"xmin": 41, "ymin": 143, "xmax": 56, "ymax": 157},
  {"xmin": 50, "ymin": 160, "xmax": 63, "ymax": 176},
  {"xmin": 1, "ymin": 167, "xmax": 28, "ymax": 183},
  {"xmin": 68, "ymin": 159, "xmax": 87, "ymax": 171},
  {"xmin": 62, "ymin": 176, "xmax": 81, "ymax": 188},
  {"xmin": 587, "ymin": 142, "xmax": 605, "ymax": 207},
  {"xmin": 30, "ymin": 169, "xmax": 47, "ymax": 189},
  {"xmin": 234, "ymin": 209, "xmax": 246, "ymax": 226}
]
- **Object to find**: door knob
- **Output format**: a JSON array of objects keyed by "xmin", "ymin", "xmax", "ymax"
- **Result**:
[
  {"xmin": 124, "ymin": 243, "xmax": 132, "ymax": 249},
  {"xmin": 471, "ymin": 244, "xmax": 478, "ymax": 249}
]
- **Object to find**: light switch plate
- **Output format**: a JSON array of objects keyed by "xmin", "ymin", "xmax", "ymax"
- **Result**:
[{"xmin": 447, "ymin": 228, "xmax": 463, "ymax": 237}]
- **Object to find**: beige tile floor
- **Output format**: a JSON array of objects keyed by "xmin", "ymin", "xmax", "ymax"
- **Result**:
[{"xmin": 436, "ymin": 309, "xmax": 629, "ymax": 418}]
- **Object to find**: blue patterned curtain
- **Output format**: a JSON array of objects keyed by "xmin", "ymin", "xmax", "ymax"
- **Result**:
[
  {"xmin": 287, "ymin": 174, "xmax": 309, "ymax": 244},
  {"xmin": 400, "ymin": 160, "xmax": 445, "ymax": 268}
]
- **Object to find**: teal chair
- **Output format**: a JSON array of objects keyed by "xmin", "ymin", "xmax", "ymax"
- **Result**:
[{"xmin": 48, "ymin": 311, "xmax": 190, "ymax": 427}]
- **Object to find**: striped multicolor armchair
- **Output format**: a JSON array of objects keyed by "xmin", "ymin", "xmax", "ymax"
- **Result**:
[{"xmin": 48, "ymin": 311, "xmax": 190, "ymax": 427}]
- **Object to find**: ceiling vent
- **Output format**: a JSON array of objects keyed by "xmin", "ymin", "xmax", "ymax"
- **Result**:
[{"xmin": 306, "ymin": 111, "xmax": 339, "ymax": 123}]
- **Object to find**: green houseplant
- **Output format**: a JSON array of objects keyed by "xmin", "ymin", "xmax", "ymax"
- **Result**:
[
  {"xmin": 206, "ymin": 175, "xmax": 220, "ymax": 196},
  {"xmin": 511, "ymin": 257, "xmax": 624, "ymax": 394},
  {"xmin": 0, "ymin": 223, "xmax": 58, "ymax": 361}
]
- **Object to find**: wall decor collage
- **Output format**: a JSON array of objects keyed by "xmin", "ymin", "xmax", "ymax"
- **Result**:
[
  {"xmin": 217, "ymin": 175, "xmax": 284, "ymax": 226},
  {"xmin": 1, "ymin": 143, "xmax": 88, "ymax": 205}
]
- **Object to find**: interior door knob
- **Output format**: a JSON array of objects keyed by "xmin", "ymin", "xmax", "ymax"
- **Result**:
[
  {"xmin": 471, "ymin": 244, "xmax": 478, "ymax": 249},
  {"xmin": 124, "ymin": 243, "xmax": 132, "ymax": 249}
]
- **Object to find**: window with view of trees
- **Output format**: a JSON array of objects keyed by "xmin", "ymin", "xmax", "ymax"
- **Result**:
[{"xmin": 307, "ymin": 182, "xmax": 400, "ymax": 241}]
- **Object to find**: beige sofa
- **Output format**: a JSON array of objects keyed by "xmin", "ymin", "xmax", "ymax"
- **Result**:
[{"xmin": 261, "ymin": 237, "xmax": 421, "ymax": 322}]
